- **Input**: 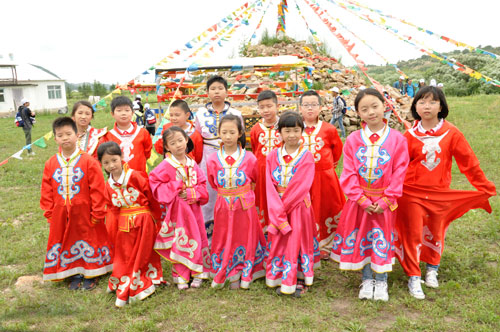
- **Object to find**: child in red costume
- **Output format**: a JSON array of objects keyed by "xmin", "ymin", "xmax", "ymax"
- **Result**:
[
  {"xmin": 299, "ymin": 90, "xmax": 345, "ymax": 259},
  {"xmin": 153, "ymin": 99, "xmax": 203, "ymax": 163},
  {"xmin": 250, "ymin": 90, "xmax": 281, "ymax": 232},
  {"xmin": 98, "ymin": 141, "xmax": 163, "ymax": 307},
  {"xmin": 394, "ymin": 86, "xmax": 496, "ymax": 300},
  {"xmin": 99, "ymin": 96, "xmax": 152, "ymax": 173},
  {"xmin": 40, "ymin": 117, "xmax": 112, "ymax": 290}
]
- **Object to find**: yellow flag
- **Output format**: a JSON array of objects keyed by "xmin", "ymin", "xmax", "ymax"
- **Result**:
[
  {"xmin": 112, "ymin": 89, "xmax": 121, "ymax": 95},
  {"xmin": 147, "ymin": 151, "xmax": 159, "ymax": 166},
  {"xmin": 303, "ymin": 46, "xmax": 313, "ymax": 55},
  {"xmin": 44, "ymin": 131, "xmax": 53, "ymax": 141}
]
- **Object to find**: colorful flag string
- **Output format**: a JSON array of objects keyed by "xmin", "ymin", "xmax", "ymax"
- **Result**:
[
  {"xmin": 322, "ymin": 0, "xmax": 500, "ymax": 87},
  {"xmin": 344, "ymin": 0, "xmax": 500, "ymax": 60},
  {"xmin": 0, "ymin": 133, "xmax": 52, "ymax": 168},
  {"xmin": 303, "ymin": 0, "xmax": 408, "ymax": 128},
  {"xmin": 294, "ymin": 0, "xmax": 322, "ymax": 46},
  {"xmin": 309, "ymin": 0, "xmax": 407, "ymax": 78},
  {"xmin": 277, "ymin": 0, "xmax": 288, "ymax": 34},
  {"xmin": 248, "ymin": 0, "xmax": 274, "ymax": 43}
]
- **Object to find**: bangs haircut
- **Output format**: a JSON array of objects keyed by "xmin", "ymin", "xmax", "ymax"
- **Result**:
[
  {"xmin": 71, "ymin": 100, "xmax": 95, "ymax": 117},
  {"xmin": 257, "ymin": 90, "xmax": 278, "ymax": 104},
  {"xmin": 162, "ymin": 126, "xmax": 194, "ymax": 155},
  {"xmin": 110, "ymin": 96, "xmax": 133, "ymax": 113},
  {"xmin": 354, "ymin": 88, "xmax": 384, "ymax": 110},
  {"xmin": 299, "ymin": 90, "xmax": 321, "ymax": 105},
  {"xmin": 52, "ymin": 116, "xmax": 77, "ymax": 135},
  {"xmin": 206, "ymin": 75, "xmax": 228, "ymax": 91},
  {"xmin": 411, "ymin": 86, "xmax": 449, "ymax": 120},
  {"xmin": 219, "ymin": 114, "xmax": 246, "ymax": 148},
  {"xmin": 278, "ymin": 111, "xmax": 304, "ymax": 131},
  {"xmin": 97, "ymin": 141, "xmax": 122, "ymax": 162}
]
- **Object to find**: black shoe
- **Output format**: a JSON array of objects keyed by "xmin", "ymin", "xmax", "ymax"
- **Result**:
[{"xmin": 68, "ymin": 275, "xmax": 83, "ymax": 290}]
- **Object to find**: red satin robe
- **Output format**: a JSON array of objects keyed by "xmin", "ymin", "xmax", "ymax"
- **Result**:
[{"xmin": 153, "ymin": 121, "xmax": 203, "ymax": 164}]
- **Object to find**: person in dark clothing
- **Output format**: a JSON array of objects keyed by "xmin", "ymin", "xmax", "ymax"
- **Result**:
[{"xmin": 19, "ymin": 98, "xmax": 36, "ymax": 155}]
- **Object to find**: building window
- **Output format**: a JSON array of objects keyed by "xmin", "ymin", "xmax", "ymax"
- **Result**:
[
  {"xmin": 48, "ymin": 85, "xmax": 62, "ymax": 99},
  {"xmin": 0, "ymin": 89, "xmax": 4, "ymax": 102}
]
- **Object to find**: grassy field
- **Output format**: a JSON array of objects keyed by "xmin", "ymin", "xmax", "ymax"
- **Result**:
[{"xmin": 0, "ymin": 95, "xmax": 498, "ymax": 332}]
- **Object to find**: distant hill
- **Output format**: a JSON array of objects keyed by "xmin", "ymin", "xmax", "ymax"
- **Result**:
[{"xmin": 366, "ymin": 46, "xmax": 500, "ymax": 96}]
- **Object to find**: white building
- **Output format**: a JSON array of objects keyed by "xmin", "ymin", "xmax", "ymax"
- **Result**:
[{"xmin": 0, "ymin": 59, "xmax": 67, "ymax": 116}]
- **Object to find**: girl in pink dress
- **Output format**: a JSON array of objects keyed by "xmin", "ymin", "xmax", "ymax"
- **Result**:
[
  {"xmin": 330, "ymin": 88, "xmax": 409, "ymax": 302},
  {"xmin": 206, "ymin": 114, "xmax": 266, "ymax": 289},
  {"xmin": 149, "ymin": 126, "xmax": 210, "ymax": 289},
  {"xmin": 265, "ymin": 111, "xmax": 319, "ymax": 297}
]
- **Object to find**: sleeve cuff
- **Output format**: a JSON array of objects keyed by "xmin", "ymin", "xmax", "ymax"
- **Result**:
[
  {"xmin": 357, "ymin": 195, "xmax": 373, "ymax": 210},
  {"xmin": 375, "ymin": 197, "xmax": 398, "ymax": 211}
]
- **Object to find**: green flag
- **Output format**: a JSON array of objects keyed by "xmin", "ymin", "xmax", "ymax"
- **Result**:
[{"xmin": 33, "ymin": 137, "xmax": 47, "ymax": 148}]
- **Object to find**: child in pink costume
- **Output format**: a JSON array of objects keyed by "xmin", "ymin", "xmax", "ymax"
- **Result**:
[
  {"xmin": 149, "ymin": 127, "xmax": 210, "ymax": 290},
  {"xmin": 265, "ymin": 111, "xmax": 319, "ymax": 297},
  {"xmin": 206, "ymin": 115, "xmax": 266, "ymax": 289},
  {"xmin": 330, "ymin": 88, "xmax": 409, "ymax": 302}
]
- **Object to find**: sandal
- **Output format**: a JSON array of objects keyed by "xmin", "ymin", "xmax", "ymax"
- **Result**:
[
  {"xmin": 190, "ymin": 278, "xmax": 203, "ymax": 289},
  {"xmin": 295, "ymin": 280, "xmax": 308, "ymax": 297},
  {"xmin": 68, "ymin": 275, "xmax": 83, "ymax": 290},
  {"xmin": 82, "ymin": 277, "xmax": 97, "ymax": 291}
]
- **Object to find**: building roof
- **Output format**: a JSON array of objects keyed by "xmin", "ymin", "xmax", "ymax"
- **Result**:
[{"xmin": 15, "ymin": 63, "xmax": 63, "ymax": 81}]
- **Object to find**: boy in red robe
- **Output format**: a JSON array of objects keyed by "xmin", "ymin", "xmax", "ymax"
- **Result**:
[
  {"xmin": 40, "ymin": 117, "xmax": 112, "ymax": 290},
  {"xmin": 250, "ymin": 90, "xmax": 281, "ymax": 231},
  {"xmin": 299, "ymin": 90, "xmax": 345, "ymax": 259},
  {"xmin": 153, "ymin": 99, "xmax": 203, "ymax": 163},
  {"xmin": 99, "ymin": 96, "xmax": 152, "ymax": 173}
]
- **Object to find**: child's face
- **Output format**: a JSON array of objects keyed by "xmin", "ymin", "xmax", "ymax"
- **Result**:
[
  {"xmin": 54, "ymin": 125, "xmax": 77, "ymax": 153},
  {"xmin": 72, "ymin": 105, "xmax": 93, "ymax": 129},
  {"xmin": 258, "ymin": 99, "xmax": 278, "ymax": 123},
  {"xmin": 219, "ymin": 120, "xmax": 240, "ymax": 150},
  {"xmin": 208, "ymin": 82, "xmax": 228, "ymax": 104},
  {"xmin": 415, "ymin": 94, "xmax": 441, "ymax": 122},
  {"xmin": 300, "ymin": 95, "xmax": 321, "ymax": 124},
  {"xmin": 112, "ymin": 105, "xmax": 133, "ymax": 127},
  {"xmin": 169, "ymin": 106, "xmax": 189, "ymax": 127},
  {"xmin": 165, "ymin": 131, "xmax": 188, "ymax": 159},
  {"xmin": 280, "ymin": 126, "xmax": 302, "ymax": 149},
  {"xmin": 357, "ymin": 95, "xmax": 385, "ymax": 128},
  {"xmin": 101, "ymin": 153, "xmax": 123, "ymax": 180}
]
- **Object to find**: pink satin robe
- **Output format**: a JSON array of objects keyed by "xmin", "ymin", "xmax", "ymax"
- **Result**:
[{"xmin": 265, "ymin": 146, "xmax": 320, "ymax": 294}]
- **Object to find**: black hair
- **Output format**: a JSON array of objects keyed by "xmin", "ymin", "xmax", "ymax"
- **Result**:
[
  {"xmin": 410, "ymin": 86, "xmax": 449, "ymax": 120},
  {"xmin": 52, "ymin": 117, "xmax": 77, "ymax": 135},
  {"xmin": 354, "ymin": 88, "xmax": 385, "ymax": 111},
  {"xmin": 206, "ymin": 75, "xmax": 228, "ymax": 91},
  {"xmin": 162, "ymin": 126, "xmax": 194, "ymax": 155},
  {"xmin": 299, "ymin": 90, "xmax": 321, "ymax": 105},
  {"xmin": 97, "ymin": 141, "xmax": 122, "ymax": 162},
  {"xmin": 170, "ymin": 99, "xmax": 192, "ymax": 115},
  {"xmin": 110, "ymin": 96, "xmax": 133, "ymax": 113},
  {"xmin": 71, "ymin": 100, "xmax": 95, "ymax": 118},
  {"xmin": 257, "ymin": 90, "xmax": 278, "ymax": 104},
  {"xmin": 219, "ymin": 114, "xmax": 246, "ymax": 148},
  {"xmin": 277, "ymin": 111, "xmax": 304, "ymax": 132}
]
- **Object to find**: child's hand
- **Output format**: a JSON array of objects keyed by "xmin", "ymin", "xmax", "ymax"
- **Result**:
[
  {"xmin": 372, "ymin": 203, "xmax": 384, "ymax": 214},
  {"xmin": 364, "ymin": 204, "xmax": 376, "ymax": 215},
  {"xmin": 179, "ymin": 190, "xmax": 187, "ymax": 200}
]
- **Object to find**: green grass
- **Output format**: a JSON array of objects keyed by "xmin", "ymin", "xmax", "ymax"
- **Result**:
[{"xmin": 0, "ymin": 95, "xmax": 499, "ymax": 331}]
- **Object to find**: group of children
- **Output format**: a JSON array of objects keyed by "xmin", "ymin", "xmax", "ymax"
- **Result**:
[{"xmin": 40, "ymin": 75, "xmax": 496, "ymax": 307}]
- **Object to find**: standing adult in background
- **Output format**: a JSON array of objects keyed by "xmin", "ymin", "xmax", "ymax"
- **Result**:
[
  {"xmin": 329, "ymin": 87, "xmax": 346, "ymax": 138},
  {"xmin": 405, "ymin": 78, "xmax": 417, "ymax": 98},
  {"xmin": 135, "ymin": 95, "xmax": 144, "ymax": 113},
  {"xmin": 429, "ymin": 79, "xmax": 437, "ymax": 87},
  {"xmin": 19, "ymin": 98, "xmax": 36, "ymax": 156},
  {"xmin": 393, "ymin": 76, "xmax": 406, "ymax": 95},
  {"xmin": 417, "ymin": 79, "xmax": 426, "ymax": 93}
]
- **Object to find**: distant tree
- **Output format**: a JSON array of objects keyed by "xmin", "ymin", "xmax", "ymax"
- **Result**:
[{"xmin": 92, "ymin": 80, "xmax": 108, "ymax": 96}]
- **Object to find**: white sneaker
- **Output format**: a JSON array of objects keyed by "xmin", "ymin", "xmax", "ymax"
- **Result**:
[
  {"xmin": 373, "ymin": 280, "xmax": 389, "ymax": 301},
  {"xmin": 29, "ymin": 151, "xmax": 36, "ymax": 156},
  {"xmin": 408, "ymin": 277, "xmax": 425, "ymax": 299},
  {"xmin": 425, "ymin": 270, "xmax": 439, "ymax": 288},
  {"xmin": 358, "ymin": 279, "xmax": 374, "ymax": 300}
]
